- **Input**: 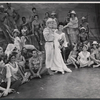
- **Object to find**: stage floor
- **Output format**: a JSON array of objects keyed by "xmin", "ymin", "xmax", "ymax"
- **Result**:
[{"xmin": 4, "ymin": 66, "xmax": 100, "ymax": 98}]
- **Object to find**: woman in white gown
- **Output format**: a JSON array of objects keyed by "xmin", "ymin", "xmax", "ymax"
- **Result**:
[{"xmin": 51, "ymin": 22, "xmax": 72, "ymax": 74}]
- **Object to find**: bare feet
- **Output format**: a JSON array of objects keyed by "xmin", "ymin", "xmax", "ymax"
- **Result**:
[
  {"xmin": 93, "ymin": 65, "xmax": 99, "ymax": 68},
  {"xmin": 48, "ymin": 69, "xmax": 55, "ymax": 75}
]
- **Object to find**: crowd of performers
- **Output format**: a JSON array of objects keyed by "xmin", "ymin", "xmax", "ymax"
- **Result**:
[{"xmin": 0, "ymin": 3, "xmax": 100, "ymax": 97}]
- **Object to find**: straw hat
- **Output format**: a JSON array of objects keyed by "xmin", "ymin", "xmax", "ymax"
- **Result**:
[
  {"xmin": 82, "ymin": 16, "xmax": 86, "ymax": 20},
  {"xmin": 70, "ymin": 10, "xmax": 76, "ymax": 14},
  {"xmin": 92, "ymin": 41, "xmax": 98, "ymax": 45},
  {"xmin": 51, "ymin": 11, "xmax": 56, "ymax": 15},
  {"xmin": 80, "ymin": 27, "xmax": 86, "ymax": 31},
  {"xmin": 13, "ymin": 29, "xmax": 20, "ymax": 36}
]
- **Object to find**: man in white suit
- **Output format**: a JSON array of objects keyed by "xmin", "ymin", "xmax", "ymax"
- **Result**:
[{"xmin": 43, "ymin": 18, "xmax": 55, "ymax": 75}]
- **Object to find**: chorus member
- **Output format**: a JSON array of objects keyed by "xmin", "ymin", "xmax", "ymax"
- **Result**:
[
  {"xmin": 1, "ymin": 54, "xmax": 23, "ymax": 97},
  {"xmin": 80, "ymin": 16, "xmax": 89, "ymax": 38},
  {"xmin": 77, "ymin": 45, "xmax": 92, "ymax": 67},
  {"xmin": 43, "ymin": 12, "xmax": 50, "ymax": 28},
  {"xmin": 29, "ymin": 7, "xmax": 38, "ymax": 25},
  {"xmin": 21, "ymin": 27, "xmax": 37, "ymax": 51},
  {"xmin": 67, "ymin": 44, "xmax": 78, "ymax": 69},
  {"xmin": 20, "ymin": 17, "xmax": 31, "ymax": 35},
  {"xmin": 29, "ymin": 49, "xmax": 47, "ymax": 79},
  {"xmin": 0, "ymin": 58, "xmax": 14, "ymax": 97},
  {"xmin": 32, "ymin": 15, "xmax": 43, "ymax": 51},
  {"xmin": 6, "ymin": 3, "xmax": 17, "ymax": 31},
  {"xmin": 90, "ymin": 42, "xmax": 100, "ymax": 68},
  {"xmin": 79, "ymin": 27, "xmax": 88, "ymax": 44},
  {"xmin": 63, "ymin": 10, "xmax": 79, "ymax": 44}
]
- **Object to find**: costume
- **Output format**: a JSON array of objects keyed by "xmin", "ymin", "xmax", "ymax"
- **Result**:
[{"xmin": 43, "ymin": 27, "xmax": 54, "ymax": 69}]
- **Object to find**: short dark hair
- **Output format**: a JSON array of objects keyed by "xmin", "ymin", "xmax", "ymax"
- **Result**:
[
  {"xmin": 34, "ymin": 15, "xmax": 39, "ymax": 19},
  {"xmin": 7, "ymin": 53, "xmax": 17, "ymax": 62},
  {"xmin": 32, "ymin": 7, "xmax": 36, "ymax": 11},
  {"xmin": 58, "ymin": 22, "xmax": 64, "ymax": 26},
  {"xmin": 22, "ymin": 17, "xmax": 26, "ymax": 19},
  {"xmin": 45, "ymin": 12, "xmax": 50, "ymax": 16}
]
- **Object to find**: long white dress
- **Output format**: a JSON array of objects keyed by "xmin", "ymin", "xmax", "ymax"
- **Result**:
[{"xmin": 51, "ymin": 31, "xmax": 72, "ymax": 73}]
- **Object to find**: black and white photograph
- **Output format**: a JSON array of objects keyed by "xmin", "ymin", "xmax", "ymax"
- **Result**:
[{"xmin": 0, "ymin": 2, "xmax": 100, "ymax": 98}]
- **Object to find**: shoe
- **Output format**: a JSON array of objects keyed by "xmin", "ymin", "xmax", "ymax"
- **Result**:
[{"xmin": 66, "ymin": 68, "xmax": 72, "ymax": 73}]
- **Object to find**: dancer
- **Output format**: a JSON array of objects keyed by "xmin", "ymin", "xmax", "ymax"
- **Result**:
[
  {"xmin": 67, "ymin": 44, "xmax": 78, "ymax": 69},
  {"xmin": 63, "ymin": 10, "xmax": 79, "ymax": 44},
  {"xmin": 21, "ymin": 27, "xmax": 37, "ymax": 51},
  {"xmin": 51, "ymin": 21, "xmax": 72, "ymax": 74},
  {"xmin": 43, "ymin": 12, "xmax": 50, "ymax": 28},
  {"xmin": 29, "ymin": 49, "xmax": 47, "ymax": 79},
  {"xmin": 77, "ymin": 45, "xmax": 92, "ymax": 68}
]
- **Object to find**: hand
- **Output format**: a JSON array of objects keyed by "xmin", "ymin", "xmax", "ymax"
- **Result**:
[
  {"xmin": 36, "ymin": 72, "xmax": 41, "ymax": 78},
  {"xmin": 8, "ymin": 89, "xmax": 14, "ymax": 93},
  {"xmin": 3, "ymin": 90, "xmax": 9, "ymax": 96},
  {"xmin": 30, "ymin": 74, "xmax": 37, "ymax": 79},
  {"xmin": 96, "ymin": 60, "xmax": 100, "ymax": 63},
  {"xmin": 59, "ymin": 45, "xmax": 62, "ymax": 49}
]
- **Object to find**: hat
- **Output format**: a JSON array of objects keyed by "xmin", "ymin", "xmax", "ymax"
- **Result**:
[
  {"xmin": 51, "ymin": 11, "xmax": 56, "ymax": 15},
  {"xmin": 0, "ymin": 5, "xmax": 4, "ymax": 9},
  {"xmin": 46, "ymin": 18, "xmax": 53, "ymax": 25},
  {"xmin": 92, "ymin": 41, "xmax": 98, "ymax": 45},
  {"xmin": 82, "ymin": 16, "xmax": 86, "ymax": 20},
  {"xmin": 13, "ymin": 29, "xmax": 20, "ymax": 35},
  {"xmin": 70, "ymin": 10, "xmax": 76, "ymax": 14},
  {"xmin": 80, "ymin": 27, "xmax": 86, "ymax": 31}
]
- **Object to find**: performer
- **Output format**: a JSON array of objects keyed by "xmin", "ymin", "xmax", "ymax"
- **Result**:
[
  {"xmin": 6, "ymin": 3, "xmax": 17, "ymax": 32},
  {"xmin": 63, "ymin": 10, "xmax": 79, "ymax": 44},
  {"xmin": 0, "ymin": 5, "xmax": 12, "ymax": 43},
  {"xmin": 32, "ymin": 15, "xmax": 43, "ymax": 51},
  {"xmin": 51, "ymin": 21, "xmax": 72, "ymax": 74},
  {"xmin": 43, "ymin": 18, "xmax": 55, "ymax": 75},
  {"xmin": 80, "ymin": 16, "xmax": 89, "ymax": 38}
]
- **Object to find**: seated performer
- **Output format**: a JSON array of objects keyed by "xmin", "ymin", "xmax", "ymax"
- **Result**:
[
  {"xmin": 0, "ymin": 53, "xmax": 23, "ymax": 97},
  {"xmin": 29, "ymin": 49, "xmax": 47, "ymax": 79},
  {"xmin": 67, "ymin": 44, "xmax": 78, "ymax": 69},
  {"xmin": 77, "ymin": 45, "xmax": 92, "ymax": 68},
  {"xmin": 90, "ymin": 44, "xmax": 100, "ymax": 68}
]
